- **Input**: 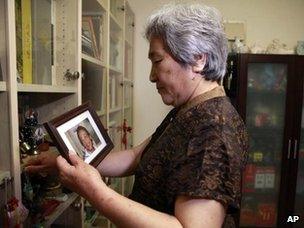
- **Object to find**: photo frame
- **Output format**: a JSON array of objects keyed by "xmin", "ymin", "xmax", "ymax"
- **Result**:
[
  {"xmin": 82, "ymin": 16, "xmax": 99, "ymax": 59},
  {"xmin": 44, "ymin": 102, "xmax": 113, "ymax": 167}
]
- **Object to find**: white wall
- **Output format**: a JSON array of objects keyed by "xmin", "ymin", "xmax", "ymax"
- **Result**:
[{"xmin": 128, "ymin": 0, "xmax": 304, "ymax": 145}]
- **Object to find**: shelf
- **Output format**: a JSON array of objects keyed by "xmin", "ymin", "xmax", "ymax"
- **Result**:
[
  {"xmin": 0, "ymin": 81, "xmax": 7, "ymax": 91},
  {"xmin": 247, "ymin": 126, "xmax": 284, "ymax": 134},
  {"xmin": 247, "ymin": 88, "xmax": 285, "ymax": 97},
  {"xmin": 124, "ymin": 106, "xmax": 131, "ymax": 110},
  {"xmin": 123, "ymin": 78, "xmax": 133, "ymax": 84},
  {"xmin": 82, "ymin": 53, "xmax": 106, "ymax": 67},
  {"xmin": 82, "ymin": 0, "xmax": 107, "ymax": 14},
  {"xmin": 109, "ymin": 106, "xmax": 122, "ymax": 114},
  {"xmin": 109, "ymin": 66, "xmax": 123, "ymax": 74},
  {"xmin": 17, "ymin": 84, "xmax": 77, "ymax": 93},
  {"xmin": 242, "ymin": 191, "xmax": 279, "ymax": 198},
  {"xmin": 43, "ymin": 193, "xmax": 79, "ymax": 227},
  {"xmin": 108, "ymin": 120, "xmax": 117, "ymax": 127}
]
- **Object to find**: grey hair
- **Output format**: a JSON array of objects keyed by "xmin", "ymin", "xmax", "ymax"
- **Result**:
[{"xmin": 145, "ymin": 4, "xmax": 228, "ymax": 82}]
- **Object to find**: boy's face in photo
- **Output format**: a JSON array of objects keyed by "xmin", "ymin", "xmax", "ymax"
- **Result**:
[{"xmin": 78, "ymin": 129, "xmax": 94, "ymax": 152}]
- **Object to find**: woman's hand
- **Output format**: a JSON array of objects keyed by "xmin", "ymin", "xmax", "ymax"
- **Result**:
[
  {"xmin": 56, "ymin": 153, "xmax": 106, "ymax": 200},
  {"xmin": 25, "ymin": 151, "xmax": 59, "ymax": 174}
]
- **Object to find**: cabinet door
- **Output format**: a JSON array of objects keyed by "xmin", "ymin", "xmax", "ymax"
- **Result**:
[
  {"xmin": 238, "ymin": 54, "xmax": 293, "ymax": 227},
  {"xmin": 0, "ymin": 1, "xmax": 14, "ymax": 212},
  {"xmin": 294, "ymin": 95, "xmax": 304, "ymax": 228},
  {"xmin": 15, "ymin": 0, "xmax": 80, "ymax": 87},
  {"xmin": 0, "ymin": 0, "xmax": 11, "ymax": 173},
  {"xmin": 293, "ymin": 56, "xmax": 304, "ymax": 228}
]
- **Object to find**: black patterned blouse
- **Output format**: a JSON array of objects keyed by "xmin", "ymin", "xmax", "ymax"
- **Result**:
[{"xmin": 129, "ymin": 86, "xmax": 248, "ymax": 227}]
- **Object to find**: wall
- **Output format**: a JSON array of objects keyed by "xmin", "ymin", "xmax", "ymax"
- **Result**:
[{"xmin": 128, "ymin": 0, "xmax": 304, "ymax": 145}]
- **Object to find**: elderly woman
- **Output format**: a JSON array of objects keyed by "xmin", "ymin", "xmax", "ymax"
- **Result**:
[{"xmin": 26, "ymin": 4, "xmax": 248, "ymax": 227}]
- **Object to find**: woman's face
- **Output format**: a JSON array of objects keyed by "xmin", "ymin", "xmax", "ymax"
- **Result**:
[
  {"xmin": 78, "ymin": 130, "xmax": 94, "ymax": 152},
  {"xmin": 148, "ymin": 37, "xmax": 197, "ymax": 107}
]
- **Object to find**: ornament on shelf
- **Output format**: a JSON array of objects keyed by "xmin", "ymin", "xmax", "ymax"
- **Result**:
[
  {"xmin": 231, "ymin": 37, "xmax": 249, "ymax": 53},
  {"xmin": 266, "ymin": 39, "xmax": 294, "ymax": 54},
  {"xmin": 19, "ymin": 109, "xmax": 46, "ymax": 156},
  {"xmin": 249, "ymin": 43, "xmax": 265, "ymax": 54},
  {"xmin": 296, "ymin": 41, "xmax": 304, "ymax": 55}
]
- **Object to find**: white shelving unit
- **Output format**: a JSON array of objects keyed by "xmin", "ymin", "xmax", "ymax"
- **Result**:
[
  {"xmin": 82, "ymin": 53, "xmax": 106, "ymax": 67},
  {"xmin": 0, "ymin": 0, "xmax": 134, "ymax": 227},
  {"xmin": 81, "ymin": 0, "xmax": 134, "ymax": 227},
  {"xmin": 0, "ymin": 0, "xmax": 83, "ymax": 227},
  {"xmin": 42, "ymin": 193, "xmax": 79, "ymax": 227},
  {"xmin": 17, "ymin": 84, "xmax": 77, "ymax": 93}
]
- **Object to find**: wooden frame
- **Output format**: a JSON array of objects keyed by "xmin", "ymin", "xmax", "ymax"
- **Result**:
[
  {"xmin": 44, "ymin": 102, "xmax": 113, "ymax": 167},
  {"xmin": 82, "ymin": 16, "xmax": 99, "ymax": 59}
]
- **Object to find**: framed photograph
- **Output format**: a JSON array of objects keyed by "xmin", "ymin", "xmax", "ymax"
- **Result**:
[
  {"xmin": 82, "ymin": 16, "xmax": 99, "ymax": 59},
  {"xmin": 44, "ymin": 102, "xmax": 113, "ymax": 167}
]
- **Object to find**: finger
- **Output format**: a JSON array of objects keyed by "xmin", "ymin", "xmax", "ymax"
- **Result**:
[
  {"xmin": 25, "ymin": 157, "xmax": 42, "ymax": 166},
  {"xmin": 69, "ymin": 153, "xmax": 83, "ymax": 167},
  {"xmin": 24, "ymin": 165, "xmax": 46, "ymax": 173},
  {"xmin": 56, "ymin": 156, "xmax": 73, "ymax": 174}
]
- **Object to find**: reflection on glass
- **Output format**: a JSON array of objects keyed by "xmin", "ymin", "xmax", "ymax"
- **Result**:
[
  {"xmin": 109, "ymin": 111, "xmax": 122, "ymax": 150},
  {"xmin": 125, "ymin": 4, "xmax": 134, "ymax": 44},
  {"xmin": 124, "ymin": 85, "xmax": 131, "ymax": 107},
  {"xmin": 294, "ymin": 94, "xmax": 304, "ymax": 228},
  {"xmin": 110, "ymin": 0, "xmax": 123, "ymax": 21},
  {"xmin": 15, "ymin": 0, "xmax": 52, "ymax": 85},
  {"xmin": 124, "ymin": 45, "xmax": 133, "ymax": 78},
  {"xmin": 240, "ymin": 63, "xmax": 287, "ymax": 227},
  {"xmin": 0, "ymin": 0, "xmax": 7, "ymax": 82},
  {"xmin": 82, "ymin": 68, "xmax": 104, "ymax": 111}
]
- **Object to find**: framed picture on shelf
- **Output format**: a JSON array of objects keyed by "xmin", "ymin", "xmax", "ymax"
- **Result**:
[
  {"xmin": 82, "ymin": 16, "xmax": 99, "ymax": 59},
  {"xmin": 44, "ymin": 102, "xmax": 113, "ymax": 167}
]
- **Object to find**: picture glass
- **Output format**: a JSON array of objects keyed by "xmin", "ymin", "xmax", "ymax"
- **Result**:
[{"xmin": 56, "ymin": 110, "xmax": 107, "ymax": 163}]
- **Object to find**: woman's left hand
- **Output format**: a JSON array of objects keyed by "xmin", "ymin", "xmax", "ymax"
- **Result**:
[{"xmin": 56, "ymin": 153, "xmax": 106, "ymax": 200}]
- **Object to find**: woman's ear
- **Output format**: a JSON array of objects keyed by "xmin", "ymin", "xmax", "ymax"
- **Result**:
[{"xmin": 192, "ymin": 54, "xmax": 206, "ymax": 73}]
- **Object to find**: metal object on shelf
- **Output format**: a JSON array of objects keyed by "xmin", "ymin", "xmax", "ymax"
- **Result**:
[
  {"xmin": 64, "ymin": 69, "xmax": 80, "ymax": 81},
  {"xmin": 20, "ymin": 141, "xmax": 31, "ymax": 155},
  {"xmin": 72, "ymin": 197, "xmax": 82, "ymax": 211}
]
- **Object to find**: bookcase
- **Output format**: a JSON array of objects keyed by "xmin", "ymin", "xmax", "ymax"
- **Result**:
[
  {"xmin": 81, "ymin": 0, "xmax": 135, "ymax": 227},
  {"xmin": 224, "ymin": 54, "xmax": 304, "ymax": 228},
  {"xmin": 0, "ymin": 0, "xmax": 134, "ymax": 227}
]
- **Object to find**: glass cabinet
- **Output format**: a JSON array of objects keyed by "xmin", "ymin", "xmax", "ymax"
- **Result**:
[
  {"xmin": 240, "ymin": 63, "xmax": 288, "ymax": 227},
  {"xmin": 224, "ymin": 54, "xmax": 304, "ymax": 227},
  {"xmin": 0, "ymin": 3, "xmax": 12, "ymax": 223},
  {"xmin": 295, "ymin": 101, "xmax": 304, "ymax": 228}
]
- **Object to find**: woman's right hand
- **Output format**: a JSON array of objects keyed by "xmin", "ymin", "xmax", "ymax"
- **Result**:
[{"xmin": 25, "ymin": 150, "xmax": 59, "ymax": 175}]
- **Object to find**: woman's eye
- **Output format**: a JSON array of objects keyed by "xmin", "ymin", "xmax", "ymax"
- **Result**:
[{"xmin": 154, "ymin": 59, "xmax": 162, "ymax": 64}]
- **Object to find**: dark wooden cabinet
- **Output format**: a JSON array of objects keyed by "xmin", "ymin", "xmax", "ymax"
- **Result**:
[{"xmin": 224, "ymin": 54, "xmax": 304, "ymax": 227}]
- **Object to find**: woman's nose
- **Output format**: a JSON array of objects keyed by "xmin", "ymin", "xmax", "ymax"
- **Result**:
[{"xmin": 150, "ymin": 67, "xmax": 157, "ymax": 82}]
